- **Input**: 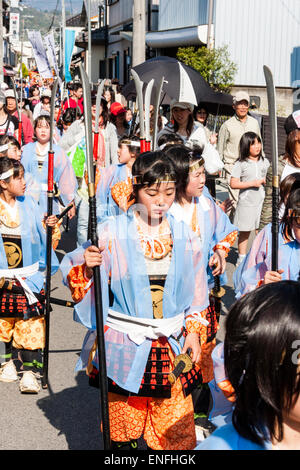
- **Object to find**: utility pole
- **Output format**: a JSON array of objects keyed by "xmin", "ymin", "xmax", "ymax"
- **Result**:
[
  {"xmin": 0, "ymin": 0, "xmax": 4, "ymax": 83},
  {"xmin": 62, "ymin": 0, "xmax": 65, "ymax": 79},
  {"xmin": 132, "ymin": 0, "xmax": 146, "ymax": 67},
  {"xmin": 87, "ymin": 0, "xmax": 91, "ymax": 82},
  {"xmin": 207, "ymin": 0, "xmax": 214, "ymax": 50}
]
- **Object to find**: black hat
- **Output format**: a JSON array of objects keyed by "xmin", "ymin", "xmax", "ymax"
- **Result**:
[{"xmin": 284, "ymin": 110, "xmax": 300, "ymax": 135}]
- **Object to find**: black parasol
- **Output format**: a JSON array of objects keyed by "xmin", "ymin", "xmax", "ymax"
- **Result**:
[{"xmin": 122, "ymin": 56, "xmax": 234, "ymax": 115}]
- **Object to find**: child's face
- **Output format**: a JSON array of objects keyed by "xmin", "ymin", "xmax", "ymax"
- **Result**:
[
  {"xmin": 35, "ymin": 120, "xmax": 50, "ymax": 144},
  {"xmin": 2, "ymin": 170, "xmax": 26, "ymax": 197},
  {"xmin": 185, "ymin": 165, "xmax": 206, "ymax": 198},
  {"xmin": 7, "ymin": 145, "xmax": 21, "ymax": 161},
  {"xmin": 249, "ymin": 138, "xmax": 262, "ymax": 158},
  {"xmin": 118, "ymin": 144, "xmax": 132, "ymax": 164},
  {"xmin": 137, "ymin": 182, "xmax": 176, "ymax": 221}
]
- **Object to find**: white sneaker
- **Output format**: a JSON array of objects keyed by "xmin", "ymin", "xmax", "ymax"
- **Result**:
[
  {"xmin": 0, "ymin": 360, "xmax": 18, "ymax": 382},
  {"xmin": 19, "ymin": 371, "xmax": 40, "ymax": 393}
]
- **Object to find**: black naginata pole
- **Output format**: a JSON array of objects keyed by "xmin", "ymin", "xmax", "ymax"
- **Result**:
[
  {"xmin": 263, "ymin": 66, "xmax": 279, "ymax": 271},
  {"xmin": 79, "ymin": 64, "xmax": 111, "ymax": 449},
  {"xmin": 42, "ymin": 78, "xmax": 59, "ymax": 389}
]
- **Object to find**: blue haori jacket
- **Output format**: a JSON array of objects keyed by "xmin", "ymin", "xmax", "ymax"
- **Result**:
[{"xmin": 60, "ymin": 210, "xmax": 209, "ymax": 394}]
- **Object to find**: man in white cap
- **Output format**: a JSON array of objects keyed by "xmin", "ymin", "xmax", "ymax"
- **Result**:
[
  {"xmin": 217, "ymin": 91, "xmax": 262, "ymax": 218},
  {"xmin": 5, "ymin": 88, "xmax": 34, "ymax": 144}
]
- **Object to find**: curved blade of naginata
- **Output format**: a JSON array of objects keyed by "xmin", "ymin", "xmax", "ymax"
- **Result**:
[
  {"xmin": 152, "ymin": 76, "xmax": 164, "ymax": 150},
  {"xmin": 144, "ymin": 79, "xmax": 154, "ymax": 142},
  {"xmin": 79, "ymin": 63, "xmax": 94, "ymax": 185},
  {"xmin": 263, "ymin": 65, "xmax": 278, "ymax": 176},
  {"xmin": 94, "ymin": 79, "xmax": 105, "ymax": 134},
  {"xmin": 131, "ymin": 69, "xmax": 145, "ymax": 139}
]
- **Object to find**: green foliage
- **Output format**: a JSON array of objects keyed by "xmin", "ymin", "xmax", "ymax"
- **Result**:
[{"xmin": 176, "ymin": 45, "xmax": 238, "ymax": 93}]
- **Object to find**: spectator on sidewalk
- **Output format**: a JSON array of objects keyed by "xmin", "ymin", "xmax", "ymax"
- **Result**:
[{"xmin": 217, "ymin": 91, "xmax": 262, "ymax": 219}]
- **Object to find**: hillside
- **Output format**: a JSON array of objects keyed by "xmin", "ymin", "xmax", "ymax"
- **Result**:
[{"xmin": 18, "ymin": 5, "xmax": 81, "ymax": 37}]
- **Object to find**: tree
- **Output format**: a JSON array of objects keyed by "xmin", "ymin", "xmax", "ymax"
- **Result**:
[{"xmin": 176, "ymin": 45, "xmax": 238, "ymax": 93}]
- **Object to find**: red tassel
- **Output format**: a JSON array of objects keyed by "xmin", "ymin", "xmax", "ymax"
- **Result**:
[
  {"xmin": 48, "ymin": 151, "xmax": 54, "ymax": 192},
  {"xmin": 93, "ymin": 132, "xmax": 99, "ymax": 161}
]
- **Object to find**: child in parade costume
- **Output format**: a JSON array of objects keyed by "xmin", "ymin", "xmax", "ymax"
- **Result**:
[
  {"xmin": 234, "ymin": 187, "xmax": 300, "ymax": 298},
  {"xmin": 0, "ymin": 135, "xmax": 21, "ymax": 161},
  {"xmin": 196, "ymin": 281, "xmax": 300, "ymax": 450},
  {"xmin": 60, "ymin": 152, "xmax": 211, "ymax": 450},
  {"xmin": 96, "ymin": 135, "xmax": 141, "ymax": 221},
  {"xmin": 0, "ymin": 158, "xmax": 58, "ymax": 393},
  {"xmin": 21, "ymin": 115, "xmax": 77, "ymax": 248},
  {"xmin": 165, "ymin": 145, "xmax": 237, "ymax": 427},
  {"xmin": 165, "ymin": 145, "xmax": 238, "ymax": 290},
  {"xmin": 230, "ymin": 132, "xmax": 270, "ymax": 266}
]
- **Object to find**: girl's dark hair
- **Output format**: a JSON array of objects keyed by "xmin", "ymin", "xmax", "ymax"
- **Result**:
[
  {"xmin": 34, "ymin": 114, "xmax": 51, "ymax": 130},
  {"xmin": 105, "ymin": 87, "xmax": 115, "ymax": 103},
  {"xmin": 157, "ymin": 133, "xmax": 184, "ymax": 149},
  {"xmin": 100, "ymin": 98, "xmax": 109, "ymax": 127},
  {"xmin": 224, "ymin": 281, "xmax": 300, "ymax": 446},
  {"xmin": 118, "ymin": 134, "xmax": 140, "ymax": 157},
  {"xmin": 194, "ymin": 105, "xmax": 209, "ymax": 126},
  {"xmin": 131, "ymin": 151, "xmax": 177, "ymax": 201},
  {"xmin": 29, "ymin": 84, "xmax": 40, "ymax": 97},
  {"xmin": 165, "ymin": 144, "xmax": 204, "ymax": 203},
  {"xmin": 62, "ymin": 108, "xmax": 76, "ymax": 125},
  {"xmin": 281, "ymin": 187, "xmax": 300, "ymax": 240},
  {"xmin": 0, "ymin": 157, "xmax": 24, "ymax": 185},
  {"xmin": 284, "ymin": 129, "xmax": 300, "ymax": 167},
  {"xmin": 279, "ymin": 172, "xmax": 300, "ymax": 209},
  {"xmin": 239, "ymin": 131, "xmax": 262, "ymax": 161},
  {"xmin": 0, "ymin": 134, "xmax": 21, "ymax": 150},
  {"xmin": 172, "ymin": 111, "xmax": 194, "ymax": 137}
]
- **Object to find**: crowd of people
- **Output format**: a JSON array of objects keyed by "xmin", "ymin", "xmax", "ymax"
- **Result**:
[{"xmin": 0, "ymin": 74, "xmax": 300, "ymax": 451}]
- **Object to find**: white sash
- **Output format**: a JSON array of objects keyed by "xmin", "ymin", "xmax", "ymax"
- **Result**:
[
  {"xmin": 0, "ymin": 262, "xmax": 40, "ymax": 305},
  {"xmin": 106, "ymin": 309, "xmax": 185, "ymax": 346}
]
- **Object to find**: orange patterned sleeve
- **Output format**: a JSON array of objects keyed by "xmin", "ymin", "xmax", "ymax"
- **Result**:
[
  {"xmin": 186, "ymin": 308, "xmax": 208, "ymax": 345},
  {"xmin": 66, "ymin": 263, "xmax": 93, "ymax": 303},
  {"xmin": 111, "ymin": 179, "xmax": 135, "ymax": 212},
  {"xmin": 214, "ymin": 230, "xmax": 238, "ymax": 256},
  {"xmin": 217, "ymin": 379, "xmax": 236, "ymax": 402}
]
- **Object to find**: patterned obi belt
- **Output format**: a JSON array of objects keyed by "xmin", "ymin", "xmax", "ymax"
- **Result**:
[
  {"xmin": 89, "ymin": 277, "xmax": 202, "ymax": 398},
  {"xmin": 0, "ymin": 263, "xmax": 45, "ymax": 319}
]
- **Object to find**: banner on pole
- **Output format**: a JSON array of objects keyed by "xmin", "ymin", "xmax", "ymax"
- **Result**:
[
  {"xmin": 27, "ymin": 30, "xmax": 53, "ymax": 79},
  {"xmin": 65, "ymin": 29, "xmax": 76, "ymax": 83},
  {"xmin": 44, "ymin": 32, "xmax": 62, "ymax": 84}
]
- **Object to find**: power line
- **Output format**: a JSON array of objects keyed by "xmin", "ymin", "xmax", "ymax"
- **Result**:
[{"xmin": 47, "ymin": 0, "xmax": 60, "ymax": 32}]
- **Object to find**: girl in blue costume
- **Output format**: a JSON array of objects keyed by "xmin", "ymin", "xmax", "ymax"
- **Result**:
[
  {"xmin": 165, "ymin": 144, "xmax": 237, "ymax": 429},
  {"xmin": 196, "ymin": 280, "xmax": 300, "ymax": 450},
  {"xmin": 96, "ymin": 135, "xmax": 141, "ymax": 221},
  {"xmin": 234, "ymin": 187, "xmax": 300, "ymax": 298},
  {"xmin": 60, "ymin": 151, "xmax": 210, "ymax": 450},
  {"xmin": 21, "ymin": 114, "xmax": 77, "ymax": 219},
  {"xmin": 0, "ymin": 158, "xmax": 58, "ymax": 394}
]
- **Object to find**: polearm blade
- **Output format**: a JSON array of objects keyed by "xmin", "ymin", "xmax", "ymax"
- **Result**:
[
  {"xmin": 42, "ymin": 77, "xmax": 59, "ymax": 389},
  {"xmin": 11, "ymin": 78, "xmax": 22, "ymax": 146},
  {"xmin": 131, "ymin": 69, "xmax": 146, "ymax": 152},
  {"xmin": 152, "ymin": 76, "xmax": 164, "ymax": 150},
  {"xmin": 263, "ymin": 65, "xmax": 279, "ymax": 271},
  {"xmin": 144, "ymin": 79, "xmax": 154, "ymax": 151},
  {"xmin": 93, "ymin": 79, "xmax": 105, "ymax": 161},
  {"xmin": 79, "ymin": 63, "xmax": 111, "ymax": 450}
]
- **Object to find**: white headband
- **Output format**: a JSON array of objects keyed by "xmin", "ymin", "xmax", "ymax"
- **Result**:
[
  {"xmin": 0, "ymin": 144, "xmax": 8, "ymax": 153},
  {"xmin": 0, "ymin": 168, "xmax": 14, "ymax": 180}
]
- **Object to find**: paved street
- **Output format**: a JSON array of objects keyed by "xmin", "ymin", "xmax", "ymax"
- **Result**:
[{"xmin": 0, "ymin": 180, "xmax": 242, "ymax": 450}]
